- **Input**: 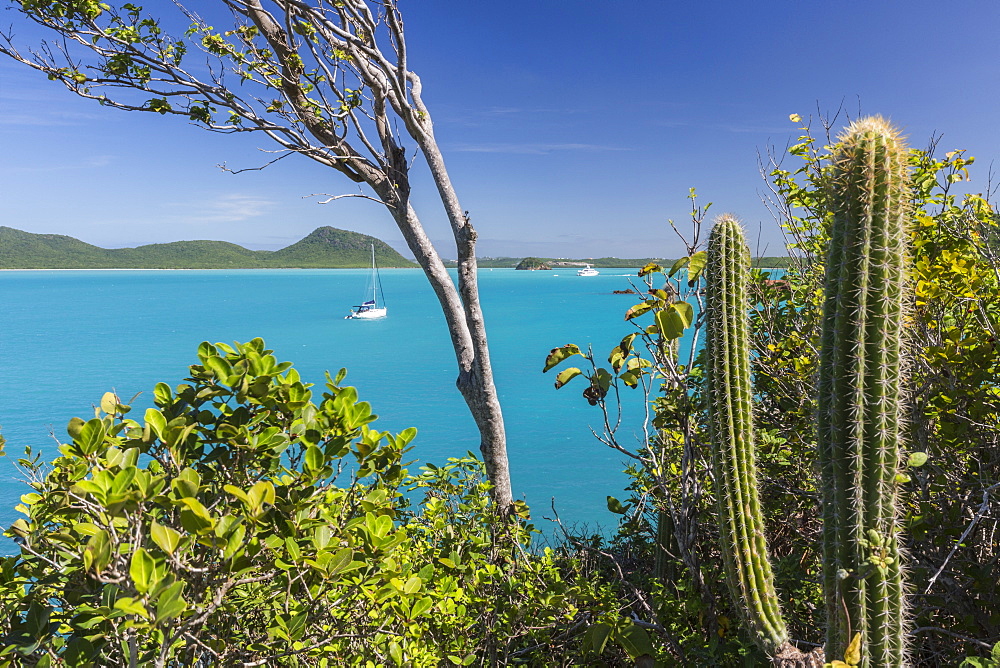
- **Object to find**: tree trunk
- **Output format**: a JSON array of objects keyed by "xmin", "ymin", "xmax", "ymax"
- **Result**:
[{"xmin": 380, "ymin": 195, "xmax": 512, "ymax": 509}]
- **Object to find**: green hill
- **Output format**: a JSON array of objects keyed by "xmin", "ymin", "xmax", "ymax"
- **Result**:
[
  {"xmin": 514, "ymin": 257, "xmax": 552, "ymax": 270},
  {"xmin": 0, "ymin": 226, "xmax": 415, "ymax": 269},
  {"xmin": 112, "ymin": 240, "xmax": 263, "ymax": 269},
  {"xmin": 267, "ymin": 227, "xmax": 405, "ymax": 268},
  {"xmin": 1, "ymin": 226, "xmax": 790, "ymax": 270},
  {"xmin": 0, "ymin": 227, "xmax": 117, "ymax": 268}
]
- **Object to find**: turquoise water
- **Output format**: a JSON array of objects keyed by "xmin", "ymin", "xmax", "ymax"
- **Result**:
[{"xmin": 0, "ymin": 268, "xmax": 669, "ymax": 540}]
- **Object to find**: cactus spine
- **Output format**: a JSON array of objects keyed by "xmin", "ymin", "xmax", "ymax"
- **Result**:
[
  {"xmin": 706, "ymin": 214, "xmax": 789, "ymax": 656},
  {"xmin": 818, "ymin": 116, "xmax": 909, "ymax": 666},
  {"xmin": 703, "ymin": 117, "xmax": 909, "ymax": 666}
]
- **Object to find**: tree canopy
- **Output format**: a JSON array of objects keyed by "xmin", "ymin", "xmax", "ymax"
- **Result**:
[{"xmin": 0, "ymin": 0, "xmax": 513, "ymax": 506}]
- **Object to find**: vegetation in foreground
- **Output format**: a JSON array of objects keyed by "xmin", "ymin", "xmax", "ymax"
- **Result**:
[
  {"xmin": 2, "ymin": 121, "xmax": 999, "ymax": 666},
  {"xmin": 542, "ymin": 119, "xmax": 999, "ymax": 666},
  {"xmin": 0, "ymin": 340, "xmax": 633, "ymax": 666}
]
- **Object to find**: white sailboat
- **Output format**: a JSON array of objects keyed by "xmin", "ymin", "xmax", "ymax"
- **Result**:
[{"xmin": 346, "ymin": 244, "xmax": 387, "ymax": 319}]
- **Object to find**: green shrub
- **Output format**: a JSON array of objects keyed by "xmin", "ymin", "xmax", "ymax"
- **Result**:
[{"xmin": 0, "ymin": 339, "xmax": 624, "ymax": 666}]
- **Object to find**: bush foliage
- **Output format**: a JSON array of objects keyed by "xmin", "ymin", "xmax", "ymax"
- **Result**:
[
  {"xmin": 545, "ymin": 125, "xmax": 1000, "ymax": 666},
  {"xmin": 0, "ymin": 340, "xmax": 633, "ymax": 666},
  {"xmin": 3, "ymin": 123, "xmax": 999, "ymax": 667}
]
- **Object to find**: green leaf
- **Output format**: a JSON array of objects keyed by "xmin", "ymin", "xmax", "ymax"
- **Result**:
[
  {"xmin": 554, "ymin": 367, "xmax": 583, "ymax": 389},
  {"xmin": 84, "ymin": 529, "xmax": 112, "ymax": 573},
  {"xmin": 224, "ymin": 484, "xmax": 252, "ymax": 507},
  {"xmin": 615, "ymin": 623, "xmax": 655, "ymax": 660},
  {"xmin": 178, "ymin": 498, "xmax": 215, "ymax": 534},
  {"xmin": 388, "ymin": 641, "xmax": 403, "ymax": 666},
  {"xmin": 150, "ymin": 521, "xmax": 181, "ymax": 555},
  {"xmin": 129, "ymin": 548, "xmax": 158, "ymax": 594},
  {"xmin": 907, "ymin": 451, "xmax": 929, "ymax": 467},
  {"xmin": 395, "ymin": 426, "xmax": 418, "ymax": 446},
  {"xmin": 543, "ymin": 344, "xmax": 582, "ymax": 372},
  {"xmin": 248, "ymin": 481, "xmax": 275, "ymax": 508},
  {"xmin": 671, "ymin": 300, "xmax": 694, "ymax": 327},
  {"xmin": 305, "ymin": 445, "xmax": 323, "ymax": 473},
  {"xmin": 638, "ymin": 262, "xmax": 663, "ymax": 277},
  {"xmin": 587, "ymin": 622, "xmax": 613, "ymax": 653},
  {"xmin": 410, "ymin": 596, "xmax": 433, "ymax": 618},
  {"xmin": 403, "ymin": 575, "xmax": 422, "ymax": 594},
  {"xmin": 284, "ymin": 612, "xmax": 307, "ymax": 641},
  {"xmin": 178, "ymin": 496, "xmax": 212, "ymax": 521},
  {"xmin": 67, "ymin": 416, "xmax": 87, "ymax": 440},
  {"xmin": 619, "ymin": 333, "xmax": 638, "ymax": 354},
  {"xmin": 100, "ymin": 391, "xmax": 120, "ymax": 414},
  {"xmin": 144, "ymin": 408, "xmax": 167, "ymax": 439},
  {"xmin": 654, "ymin": 306, "xmax": 685, "ymax": 339},
  {"xmin": 155, "ymin": 582, "xmax": 187, "ymax": 624},
  {"xmin": 594, "ymin": 368, "xmax": 612, "ymax": 392},
  {"xmin": 327, "ymin": 548, "xmax": 354, "ymax": 577},
  {"xmin": 114, "ymin": 597, "xmax": 150, "ymax": 619},
  {"xmin": 171, "ymin": 468, "xmax": 200, "ymax": 499},
  {"xmin": 370, "ymin": 513, "xmax": 393, "ymax": 539},
  {"xmin": 77, "ymin": 418, "xmax": 107, "ymax": 455},
  {"xmin": 203, "ymin": 355, "xmax": 234, "ymax": 382},
  {"xmin": 111, "ymin": 467, "xmax": 137, "ymax": 495},
  {"xmin": 624, "ymin": 302, "xmax": 652, "ymax": 320},
  {"xmin": 146, "ymin": 97, "xmax": 172, "ymax": 114},
  {"xmin": 606, "ymin": 496, "xmax": 627, "ymax": 514},
  {"xmin": 153, "ymin": 382, "xmax": 172, "ymax": 405},
  {"xmin": 687, "ymin": 250, "xmax": 708, "ymax": 283},
  {"xmin": 668, "ymin": 256, "xmax": 690, "ymax": 277}
]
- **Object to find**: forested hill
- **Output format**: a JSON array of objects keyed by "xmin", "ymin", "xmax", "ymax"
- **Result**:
[{"xmin": 0, "ymin": 226, "xmax": 416, "ymax": 269}]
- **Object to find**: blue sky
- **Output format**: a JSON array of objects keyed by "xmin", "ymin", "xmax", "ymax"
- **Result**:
[{"xmin": 1, "ymin": 0, "xmax": 998, "ymax": 259}]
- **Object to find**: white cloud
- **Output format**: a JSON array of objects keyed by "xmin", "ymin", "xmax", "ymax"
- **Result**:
[{"xmin": 173, "ymin": 193, "xmax": 275, "ymax": 223}]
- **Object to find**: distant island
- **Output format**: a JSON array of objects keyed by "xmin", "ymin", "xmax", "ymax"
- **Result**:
[
  {"xmin": 1, "ymin": 226, "xmax": 793, "ymax": 270},
  {"xmin": 0, "ymin": 226, "xmax": 416, "ymax": 269},
  {"xmin": 493, "ymin": 256, "xmax": 792, "ymax": 270},
  {"xmin": 514, "ymin": 257, "xmax": 552, "ymax": 270}
]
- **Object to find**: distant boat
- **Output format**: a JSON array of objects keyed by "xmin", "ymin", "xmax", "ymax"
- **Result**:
[
  {"xmin": 577, "ymin": 264, "xmax": 599, "ymax": 277},
  {"xmin": 346, "ymin": 244, "xmax": 387, "ymax": 319}
]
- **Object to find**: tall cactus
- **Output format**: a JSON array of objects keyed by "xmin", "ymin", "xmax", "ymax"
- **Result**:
[
  {"xmin": 704, "ymin": 117, "xmax": 910, "ymax": 667},
  {"xmin": 705, "ymin": 214, "xmax": 790, "ymax": 657},
  {"xmin": 818, "ymin": 116, "xmax": 909, "ymax": 666}
]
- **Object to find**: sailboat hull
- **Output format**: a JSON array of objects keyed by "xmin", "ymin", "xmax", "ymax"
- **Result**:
[
  {"xmin": 346, "ymin": 243, "xmax": 387, "ymax": 319},
  {"xmin": 345, "ymin": 307, "xmax": 387, "ymax": 320}
]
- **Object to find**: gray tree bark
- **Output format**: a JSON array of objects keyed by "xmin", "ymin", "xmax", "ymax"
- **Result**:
[{"xmin": 0, "ymin": 0, "xmax": 514, "ymax": 507}]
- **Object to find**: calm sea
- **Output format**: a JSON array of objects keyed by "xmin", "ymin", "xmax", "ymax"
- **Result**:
[{"xmin": 0, "ymin": 268, "xmax": 680, "ymax": 542}]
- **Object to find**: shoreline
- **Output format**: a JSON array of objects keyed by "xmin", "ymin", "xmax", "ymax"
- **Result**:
[{"xmin": 0, "ymin": 266, "xmax": 424, "ymax": 271}]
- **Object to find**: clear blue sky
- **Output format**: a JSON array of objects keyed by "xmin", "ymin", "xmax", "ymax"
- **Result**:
[{"xmin": 1, "ymin": 0, "xmax": 998, "ymax": 259}]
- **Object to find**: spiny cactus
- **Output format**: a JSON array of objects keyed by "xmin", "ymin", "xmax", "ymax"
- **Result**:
[
  {"xmin": 704, "ymin": 117, "xmax": 910, "ymax": 667},
  {"xmin": 705, "ymin": 214, "xmax": 789, "ymax": 657},
  {"xmin": 818, "ymin": 116, "xmax": 910, "ymax": 666}
]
